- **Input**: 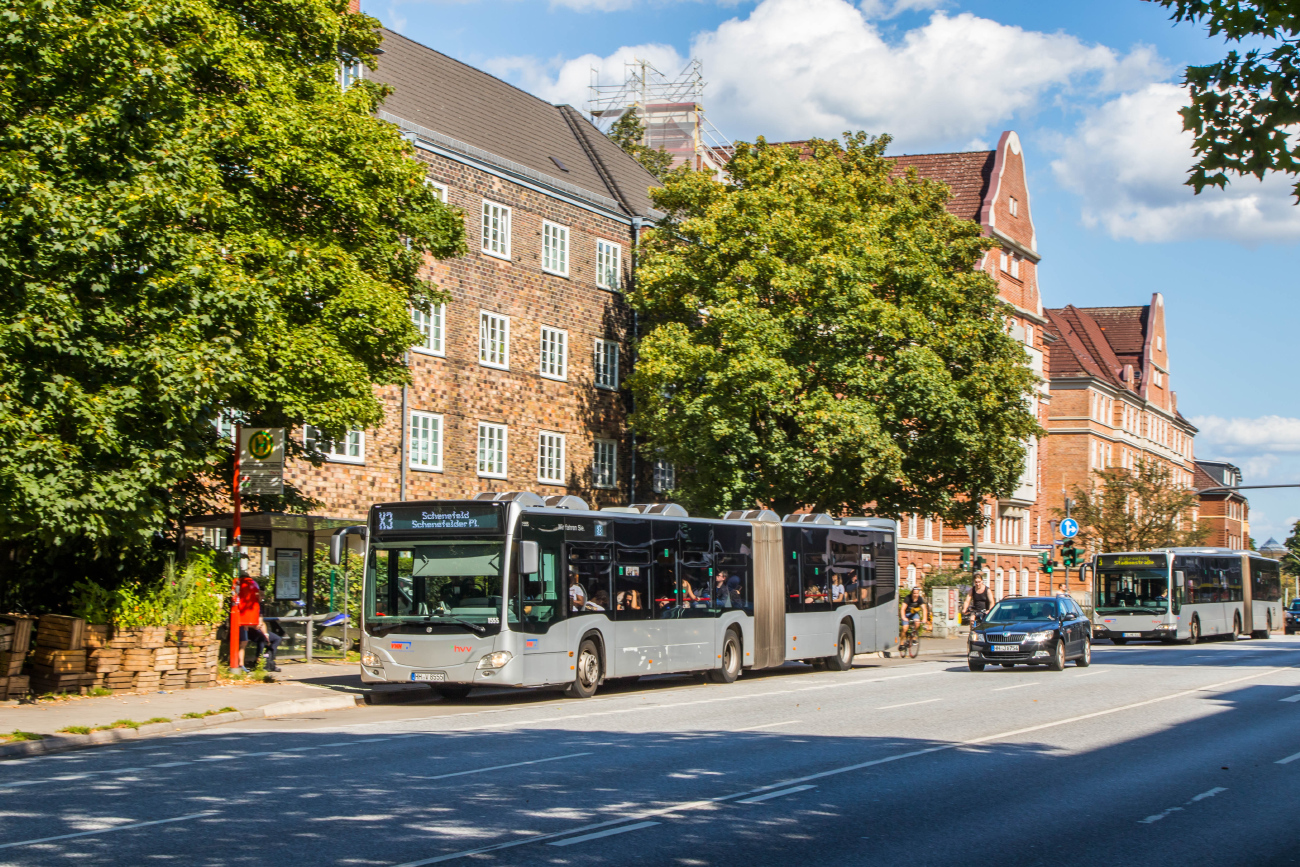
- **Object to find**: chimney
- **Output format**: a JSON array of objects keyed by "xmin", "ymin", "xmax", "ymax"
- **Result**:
[
  {"xmin": 1122, "ymin": 363, "xmax": 1134, "ymax": 387},
  {"xmin": 348, "ymin": 0, "xmax": 360, "ymax": 12}
]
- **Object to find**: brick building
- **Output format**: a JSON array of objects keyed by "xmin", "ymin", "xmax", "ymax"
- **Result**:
[
  {"xmin": 1194, "ymin": 460, "xmax": 1250, "ymax": 549},
  {"xmin": 1039, "ymin": 296, "xmax": 1200, "ymax": 568}
]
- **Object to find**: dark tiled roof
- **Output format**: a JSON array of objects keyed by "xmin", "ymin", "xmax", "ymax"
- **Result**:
[
  {"xmin": 1075, "ymin": 306, "xmax": 1149, "ymax": 357},
  {"xmin": 1044, "ymin": 306, "xmax": 1130, "ymax": 389},
  {"xmin": 769, "ymin": 141, "xmax": 996, "ymax": 223},
  {"xmin": 371, "ymin": 30, "xmax": 660, "ymax": 217}
]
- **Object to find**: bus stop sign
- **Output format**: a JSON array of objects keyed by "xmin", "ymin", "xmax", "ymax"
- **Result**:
[{"xmin": 1060, "ymin": 518, "xmax": 1079, "ymax": 539}]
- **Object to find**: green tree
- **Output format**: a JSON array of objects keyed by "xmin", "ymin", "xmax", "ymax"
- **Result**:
[
  {"xmin": 1282, "ymin": 519, "xmax": 1300, "ymax": 580},
  {"xmin": 1062, "ymin": 458, "xmax": 1210, "ymax": 553},
  {"xmin": 0, "ymin": 0, "xmax": 466, "ymax": 550},
  {"xmin": 606, "ymin": 110, "xmax": 675, "ymax": 180},
  {"xmin": 628, "ymin": 134, "xmax": 1041, "ymax": 522},
  {"xmin": 1156, "ymin": 0, "xmax": 1300, "ymax": 198}
]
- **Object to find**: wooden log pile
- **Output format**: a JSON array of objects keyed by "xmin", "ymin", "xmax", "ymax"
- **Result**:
[
  {"xmin": 0, "ymin": 615, "xmax": 35, "ymax": 700},
  {"xmin": 29, "ymin": 615, "xmax": 95, "ymax": 695},
  {"xmin": 90, "ymin": 624, "xmax": 219, "ymax": 693}
]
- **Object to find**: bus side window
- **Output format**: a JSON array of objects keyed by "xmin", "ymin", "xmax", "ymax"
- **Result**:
[
  {"xmin": 653, "ymin": 536, "xmax": 680, "ymax": 617},
  {"xmin": 783, "ymin": 528, "xmax": 802, "ymax": 614},
  {"xmin": 513, "ymin": 540, "xmax": 562, "ymax": 631},
  {"xmin": 1173, "ymin": 571, "xmax": 1184, "ymax": 613}
]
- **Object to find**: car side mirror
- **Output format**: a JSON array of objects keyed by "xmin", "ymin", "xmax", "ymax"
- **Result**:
[{"xmin": 518, "ymin": 541, "xmax": 539, "ymax": 575}]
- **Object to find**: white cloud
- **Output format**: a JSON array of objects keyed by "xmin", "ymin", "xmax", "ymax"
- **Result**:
[
  {"xmin": 484, "ymin": 43, "xmax": 688, "ymax": 108},
  {"xmin": 1192, "ymin": 415, "xmax": 1300, "ymax": 456},
  {"xmin": 1051, "ymin": 83, "xmax": 1300, "ymax": 243}
]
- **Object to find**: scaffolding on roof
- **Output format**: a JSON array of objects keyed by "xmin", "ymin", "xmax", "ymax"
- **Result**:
[{"xmin": 587, "ymin": 58, "xmax": 733, "ymax": 178}]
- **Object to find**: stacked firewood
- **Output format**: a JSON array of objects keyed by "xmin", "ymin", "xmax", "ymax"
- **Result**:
[
  {"xmin": 29, "ymin": 615, "xmax": 95, "ymax": 695},
  {"xmin": 0, "ymin": 616, "xmax": 34, "ymax": 699},
  {"xmin": 94, "ymin": 625, "xmax": 219, "ymax": 693}
]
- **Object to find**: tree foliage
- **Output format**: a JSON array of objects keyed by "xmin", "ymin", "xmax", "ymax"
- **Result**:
[
  {"xmin": 1282, "ymin": 518, "xmax": 1300, "ymax": 579},
  {"xmin": 0, "ymin": 0, "xmax": 466, "ymax": 548},
  {"xmin": 1063, "ymin": 458, "xmax": 1210, "ymax": 553},
  {"xmin": 606, "ymin": 110, "xmax": 675, "ymax": 180},
  {"xmin": 1157, "ymin": 0, "xmax": 1300, "ymax": 198},
  {"xmin": 628, "ymin": 134, "xmax": 1041, "ymax": 522}
]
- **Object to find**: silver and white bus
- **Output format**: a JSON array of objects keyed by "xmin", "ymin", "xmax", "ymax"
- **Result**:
[
  {"xmin": 1091, "ymin": 548, "xmax": 1283, "ymax": 644},
  {"xmin": 357, "ymin": 492, "xmax": 898, "ymax": 698}
]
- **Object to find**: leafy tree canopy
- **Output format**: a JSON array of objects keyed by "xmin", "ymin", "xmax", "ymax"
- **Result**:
[
  {"xmin": 1282, "ymin": 518, "xmax": 1300, "ymax": 578},
  {"xmin": 1061, "ymin": 458, "xmax": 1209, "ymax": 553},
  {"xmin": 0, "ymin": 0, "xmax": 466, "ymax": 547},
  {"xmin": 628, "ymin": 134, "xmax": 1041, "ymax": 523},
  {"xmin": 606, "ymin": 110, "xmax": 675, "ymax": 180},
  {"xmin": 1157, "ymin": 0, "xmax": 1300, "ymax": 198}
]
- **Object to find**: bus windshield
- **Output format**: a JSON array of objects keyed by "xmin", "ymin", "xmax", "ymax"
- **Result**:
[
  {"xmin": 365, "ymin": 540, "xmax": 504, "ymax": 635},
  {"xmin": 1095, "ymin": 568, "xmax": 1169, "ymax": 615}
]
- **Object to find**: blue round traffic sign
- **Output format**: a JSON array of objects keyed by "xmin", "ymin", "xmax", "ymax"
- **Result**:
[{"xmin": 1060, "ymin": 518, "xmax": 1079, "ymax": 539}]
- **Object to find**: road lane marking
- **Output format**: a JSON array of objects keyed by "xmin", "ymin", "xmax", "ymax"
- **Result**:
[
  {"xmin": 410, "ymin": 753, "xmax": 590, "ymax": 781},
  {"xmin": 1190, "ymin": 786, "xmax": 1227, "ymax": 802},
  {"xmin": 1074, "ymin": 671, "xmax": 1106, "ymax": 677},
  {"xmin": 1280, "ymin": 694, "xmax": 1300, "ymax": 702},
  {"xmin": 1139, "ymin": 787, "xmax": 1226, "ymax": 824},
  {"xmin": 736, "ymin": 785, "xmax": 815, "ymax": 804},
  {"xmin": 0, "ymin": 811, "xmax": 214, "ymax": 850},
  {"xmin": 734, "ymin": 721, "xmax": 800, "ymax": 732},
  {"xmin": 547, "ymin": 821, "xmax": 660, "ymax": 847},
  {"xmin": 879, "ymin": 699, "xmax": 941, "ymax": 710},
  {"xmin": 992, "ymin": 683, "xmax": 1037, "ymax": 691},
  {"xmin": 1276, "ymin": 750, "xmax": 1300, "ymax": 765}
]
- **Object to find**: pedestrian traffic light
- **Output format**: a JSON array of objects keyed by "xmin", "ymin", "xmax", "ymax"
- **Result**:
[
  {"xmin": 961, "ymin": 547, "xmax": 972, "ymax": 570},
  {"xmin": 974, "ymin": 556, "xmax": 986, "ymax": 572}
]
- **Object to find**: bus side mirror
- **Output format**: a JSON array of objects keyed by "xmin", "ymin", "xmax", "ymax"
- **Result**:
[
  {"xmin": 329, "ymin": 535, "xmax": 344, "ymax": 566},
  {"xmin": 1174, "ymin": 571, "xmax": 1184, "ymax": 587},
  {"xmin": 519, "ymin": 541, "xmax": 539, "ymax": 576}
]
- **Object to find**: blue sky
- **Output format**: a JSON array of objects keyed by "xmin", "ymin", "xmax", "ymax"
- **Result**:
[{"xmin": 369, "ymin": 0, "xmax": 1299, "ymax": 544}]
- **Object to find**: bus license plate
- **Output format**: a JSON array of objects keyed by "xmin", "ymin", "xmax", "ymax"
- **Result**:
[
  {"xmin": 1123, "ymin": 633, "xmax": 1141, "ymax": 638},
  {"xmin": 993, "ymin": 645, "xmax": 1019, "ymax": 652},
  {"xmin": 410, "ymin": 672, "xmax": 446, "ymax": 682}
]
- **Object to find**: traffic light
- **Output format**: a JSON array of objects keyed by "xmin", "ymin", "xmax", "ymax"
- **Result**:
[
  {"xmin": 1062, "ymin": 545, "xmax": 1078, "ymax": 567},
  {"xmin": 974, "ymin": 556, "xmax": 987, "ymax": 572},
  {"xmin": 1038, "ymin": 551, "xmax": 1050, "ymax": 569},
  {"xmin": 1044, "ymin": 559, "xmax": 1056, "ymax": 575},
  {"xmin": 961, "ymin": 547, "xmax": 972, "ymax": 570}
]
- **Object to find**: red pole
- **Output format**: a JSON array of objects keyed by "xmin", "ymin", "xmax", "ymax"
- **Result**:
[{"xmin": 229, "ymin": 424, "xmax": 242, "ymax": 672}]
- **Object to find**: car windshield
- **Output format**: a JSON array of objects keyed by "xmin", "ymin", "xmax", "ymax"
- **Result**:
[
  {"xmin": 1095, "ymin": 568, "xmax": 1168, "ymax": 615},
  {"xmin": 365, "ymin": 541, "xmax": 504, "ymax": 634},
  {"xmin": 986, "ymin": 599, "xmax": 1059, "ymax": 623},
  {"xmin": 1289, "ymin": 600, "xmax": 1300, "ymax": 612}
]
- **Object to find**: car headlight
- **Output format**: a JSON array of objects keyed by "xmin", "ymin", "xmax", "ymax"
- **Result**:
[
  {"xmin": 361, "ymin": 650, "xmax": 379, "ymax": 667},
  {"xmin": 477, "ymin": 651, "xmax": 513, "ymax": 670},
  {"xmin": 1026, "ymin": 631, "xmax": 1055, "ymax": 642},
  {"xmin": 968, "ymin": 632, "xmax": 984, "ymax": 644}
]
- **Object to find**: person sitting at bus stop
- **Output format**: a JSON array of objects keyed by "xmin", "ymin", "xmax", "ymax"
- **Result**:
[{"xmin": 234, "ymin": 574, "xmax": 280, "ymax": 672}]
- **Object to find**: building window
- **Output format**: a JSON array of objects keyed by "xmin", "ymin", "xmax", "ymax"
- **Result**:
[
  {"xmin": 1000, "ymin": 252, "xmax": 1009, "ymax": 273},
  {"xmin": 594, "ymin": 339, "xmax": 619, "ymax": 390},
  {"xmin": 653, "ymin": 460, "xmax": 675, "ymax": 493},
  {"xmin": 1009, "ymin": 255, "xmax": 1021, "ymax": 279},
  {"xmin": 479, "ymin": 311, "xmax": 509, "ymax": 370},
  {"xmin": 906, "ymin": 564, "xmax": 917, "ymax": 589},
  {"xmin": 593, "ymin": 439, "xmax": 617, "ymax": 488},
  {"xmin": 424, "ymin": 179, "xmax": 448, "ymax": 203},
  {"xmin": 596, "ymin": 239, "xmax": 622, "ymax": 290},
  {"xmin": 1152, "ymin": 369, "xmax": 1164, "ymax": 387},
  {"xmin": 908, "ymin": 514, "xmax": 918, "ymax": 538},
  {"xmin": 477, "ymin": 422, "xmax": 507, "ymax": 478},
  {"xmin": 203, "ymin": 527, "xmax": 228, "ymax": 549},
  {"xmin": 481, "ymin": 200, "xmax": 511, "ymax": 260},
  {"xmin": 537, "ymin": 431, "xmax": 565, "ymax": 485},
  {"xmin": 412, "ymin": 304, "xmax": 445, "ymax": 356},
  {"xmin": 213, "ymin": 411, "xmax": 240, "ymax": 442},
  {"xmin": 983, "ymin": 504, "xmax": 992, "ymax": 543},
  {"xmin": 539, "ymin": 326, "xmax": 567, "ymax": 381},
  {"xmin": 924, "ymin": 517, "xmax": 933, "ymax": 540},
  {"xmin": 542, "ymin": 221, "xmax": 569, "ymax": 277},
  {"xmin": 1009, "ymin": 196, "xmax": 1019, "ymax": 216},
  {"xmin": 340, "ymin": 57, "xmax": 363, "ymax": 91},
  {"xmin": 1024, "ymin": 324, "xmax": 1034, "ymax": 347},
  {"xmin": 305, "ymin": 426, "xmax": 365, "ymax": 464},
  {"xmin": 408, "ymin": 412, "xmax": 443, "ymax": 471}
]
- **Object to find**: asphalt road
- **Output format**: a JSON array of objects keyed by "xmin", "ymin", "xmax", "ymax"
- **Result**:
[{"xmin": 4, "ymin": 637, "xmax": 1300, "ymax": 866}]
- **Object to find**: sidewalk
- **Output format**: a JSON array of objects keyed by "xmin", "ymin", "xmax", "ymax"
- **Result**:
[{"xmin": 0, "ymin": 658, "xmax": 432, "ymax": 757}]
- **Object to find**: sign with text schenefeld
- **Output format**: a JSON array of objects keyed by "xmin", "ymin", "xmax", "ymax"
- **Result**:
[
  {"xmin": 373, "ymin": 504, "xmax": 502, "ymax": 533},
  {"xmin": 239, "ymin": 428, "xmax": 284, "ymax": 496}
]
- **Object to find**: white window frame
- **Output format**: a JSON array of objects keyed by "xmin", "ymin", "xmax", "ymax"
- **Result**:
[
  {"xmin": 1009, "ymin": 255, "xmax": 1021, "ymax": 279},
  {"xmin": 305, "ymin": 426, "xmax": 365, "ymax": 464},
  {"xmin": 594, "ymin": 338, "xmax": 619, "ymax": 390},
  {"xmin": 340, "ymin": 58, "xmax": 363, "ymax": 92},
  {"xmin": 537, "ymin": 431, "xmax": 566, "ymax": 485},
  {"xmin": 908, "ymin": 514, "xmax": 918, "ymax": 538},
  {"xmin": 481, "ymin": 200, "xmax": 512, "ymax": 261},
  {"xmin": 539, "ymin": 326, "xmax": 568, "ymax": 381},
  {"xmin": 1009, "ymin": 196, "xmax": 1019, "ymax": 216},
  {"xmin": 477, "ymin": 422, "xmax": 508, "ymax": 479},
  {"xmin": 542, "ymin": 221, "xmax": 570, "ymax": 277},
  {"xmin": 479, "ymin": 311, "xmax": 509, "ymax": 370},
  {"xmin": 408, "ymin": 411, "xmax": 443, "ymax": 472},
  {"xmin": 411, "ymin": 304, "xmax": 446, "ymax": 357},
  {"xmin": 596, "ymin": 239, "xmax": 622, "ymax": 290},
  {"xmin": 924, "ymin": 517, "xmax": 933, "ymax": 540},
  {"xmin": 424, "ymin": 178, "xmax": 448, "ymax": 203},
  {"xmin": 593, "ymin": 438, "xmax": 618, "ymax": 489},
  {"xmin": 1000, "ymin": 252, "xmax": 1009, "ymax": 273},
  {"xmin": 652, "ymin": 459, "xmax": 676, "ymax": 494},
  {"xmin": 906, "ymin": 564, "xmax": 917, "ymax": 589}
]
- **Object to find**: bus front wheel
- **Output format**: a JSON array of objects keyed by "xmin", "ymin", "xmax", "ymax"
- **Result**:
[
  {"xmin": 708, "ymin": 629, "xmax": 743, "ymax": 683},
  {"xmin": 564, "ymin": 639, "xmax": 601, "ymax": 699},
  {"xmin": 1186, "ymin": 617, "xmax": 1200, "ymax": 645},
  {"xmin": 824, "ymin": 623, "xmax": 854, "ymax": 671}
]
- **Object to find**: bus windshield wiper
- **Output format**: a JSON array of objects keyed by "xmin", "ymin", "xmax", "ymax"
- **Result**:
[{"xmin": 422, "ymin": 615, "xmax": 485, "ymax": 633}]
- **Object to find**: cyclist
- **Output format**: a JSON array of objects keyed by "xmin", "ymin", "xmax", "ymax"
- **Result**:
[
  {"xmin": 901, "ymin": 586, "xmax": 930, "ymax": 639},
  {"xmin": 961, "ymin": 574, "xmax": 995, "ymax": 625}
]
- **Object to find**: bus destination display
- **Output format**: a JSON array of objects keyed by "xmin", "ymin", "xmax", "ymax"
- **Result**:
[
  {"xmin": 373, "ymin": 504, "xmax": 501, "ymax": 533},
  {"xmin": 1097, "ymin": 553, "xmax": 1167, "ymax": 570}
]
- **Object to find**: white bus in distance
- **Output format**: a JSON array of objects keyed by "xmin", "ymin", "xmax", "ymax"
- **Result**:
[
  {"xmin": 1091, "ymin": 548, "xmax": 1282, "ymax": 644},
  {"xmin": 355, "ymin": 492, "xmax": 899, "ymax": 698}
]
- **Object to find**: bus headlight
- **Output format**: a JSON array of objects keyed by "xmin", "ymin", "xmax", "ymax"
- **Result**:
[
  {"xmin": 477, "ymin": 651, "xmax": 513, "ymax": 670},
  {"xmin": 361, "ymin": 650, "xmax": 380, "ymax": 667}
]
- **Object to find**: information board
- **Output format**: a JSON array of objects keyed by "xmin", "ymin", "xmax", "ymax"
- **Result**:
[
  {"xmin": 1096, "ymin": 553, "xmax": 1167, "ymax": 570},
  {"xmin": 372, "ymin": 503, "xmax": 502, "ymax": 533},
  {"xmin": 274, "ymin": 548, "xmax": 302, "ymax": 600}
]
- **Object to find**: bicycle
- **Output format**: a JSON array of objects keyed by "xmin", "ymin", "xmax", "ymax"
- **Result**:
[{"xmin": 898, "ymin": 617, "xmax": 926, "ymax": 659}]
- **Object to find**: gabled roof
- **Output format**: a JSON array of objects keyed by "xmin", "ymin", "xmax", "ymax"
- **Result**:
[
  {"xmin": 1044, "ymin": 305, "xmax": 1146, "ymax": 390},
  {"xmin": 370, "ymin": 30, "xmax": 660, "ymax": 218},
  {"xmin": 1074, "ymin": 306, "xmax": 1148, "ymax": 359}
]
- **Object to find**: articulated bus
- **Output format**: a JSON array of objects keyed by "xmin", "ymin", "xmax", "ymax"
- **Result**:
[
  {"xmin": 357, "ymin": 492, "xmax": 898, "ymax": 698},
  {"xmin": 1091, "ymin": 548, "xmax": 1283, "ymax": 645}
]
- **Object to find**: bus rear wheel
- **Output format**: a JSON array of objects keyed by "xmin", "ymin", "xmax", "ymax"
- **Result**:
[
  {"xmin": 564, "ymin": 639, "xmax": 601, "ymax": 699},
  {"xmin": 708, "ymin": 630, "xmax": 743, "ymax": 683},
  {"xmin": 1229, "ymin": 615, "xmax": 1241, "ymax": 641},
  {"xmin": 1186, "ymin": 617, "xmax": 1200, "ymax": 645},
  {"xmin": 1253, "ymin": 611, "xmax": 1272, "ymax": 640},
  {"xmin": 824, "ymin": 624, "xmax": 854, "ymax": 671}
]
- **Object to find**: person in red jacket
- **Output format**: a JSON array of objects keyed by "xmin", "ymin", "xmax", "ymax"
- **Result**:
[{"xmin": 234, "ymin": 573, "xmax": 280, "ymax": 672}]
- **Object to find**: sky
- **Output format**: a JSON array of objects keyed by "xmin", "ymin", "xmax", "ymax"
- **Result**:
[{"xmin": 366, "ymin": 0, "xmax": 1299, "ymax": 545}]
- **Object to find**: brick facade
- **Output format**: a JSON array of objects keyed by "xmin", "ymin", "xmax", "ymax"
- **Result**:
[{"xmin": 1194, "ymin": 461, "xmax": 1250, "ymax": 548}]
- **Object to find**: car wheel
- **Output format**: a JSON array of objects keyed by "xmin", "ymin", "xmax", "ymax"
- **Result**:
[
  {"xmin": 1075, "ymin": 639, "xmax": 1092, "ymax": 667},
  {"xmin": 708, "ymin": 629, "xmax": 743, "ymax": 683},
  {"xmin": 1112, "ymin": 637, "xmax": 1127, "ymax": 645},
  {"xmin": 435, "ymin": 685, "xmax": 472, "ymax": 701},
  {"xmin": 968, "ymin": 660, "xmax": 985, "ymax": 672},
  {"xmin": 824, "ymin": 623, "xmax": 854, "ymax": 671},
  {"xmin": 563, "ymin": 639, "xmax": 601, "ymax": 699},
  {"xmin": 1186, "ymin": 617, "xmax": 1200, "ymax": 645},
  {"xmin": 1048, "ymin": 639, "xmax": 1066, "ymax": 671}
]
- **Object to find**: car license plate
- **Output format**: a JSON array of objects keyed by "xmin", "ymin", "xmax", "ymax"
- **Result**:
[
  {"xmin": 410, "ymin": 672, "xmax": 446, "ymax": 682},
  {"xmin": 1123, "ymin": 633, "xmax": 1141, "ymax": 638},
  {"xmin": 992, "ymin": 645, "xmax": 1019, "ymax": 652}
]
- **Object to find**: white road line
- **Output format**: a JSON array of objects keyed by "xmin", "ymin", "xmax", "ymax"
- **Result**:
[
  {"xmin": 1276, "ymin": 750, "xmax": 1300, "ymax": 765},
  {"xmin": 0, "ymin": 811, "xmax": 213, "ymax": 850},
  {"xmin": 992, "ymin": 683, "xmax": 1037, "ymax": 692},
  {"xmin": 547, "ymin": 821, "xmax": 660, "ymax": 847},
  {"xmin": 1139, "ymin": 787, "xmax": 1227, "ymax": 824},
  {"xmin": 734, "ymin": 721, "xmax": 800, "ymax": 732},
  {"xmin": 879, "ymin": 699, "xmax": 941, "ymax": 710},
  {"xmin": 391, "ymin": 665, "xmax": 1286, "ymax": 866},
  {"xmin": 1280, "ymin": 694, "xmax": 1300, "ymax": 702},
  {"xmin": 736, "ymin": 784, "xmax": 816, "ymax": 804},
  {"xmin": 1190, "ymin": 786, "xmax": 1227, "ymax": 802},
  {"xmin": 411, "ymin": 752, "xmax": 591, "ymax": 782},
  {"xmin": 1074, "ymin": 671, "xmax": 1107, "ymax": 677}
]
